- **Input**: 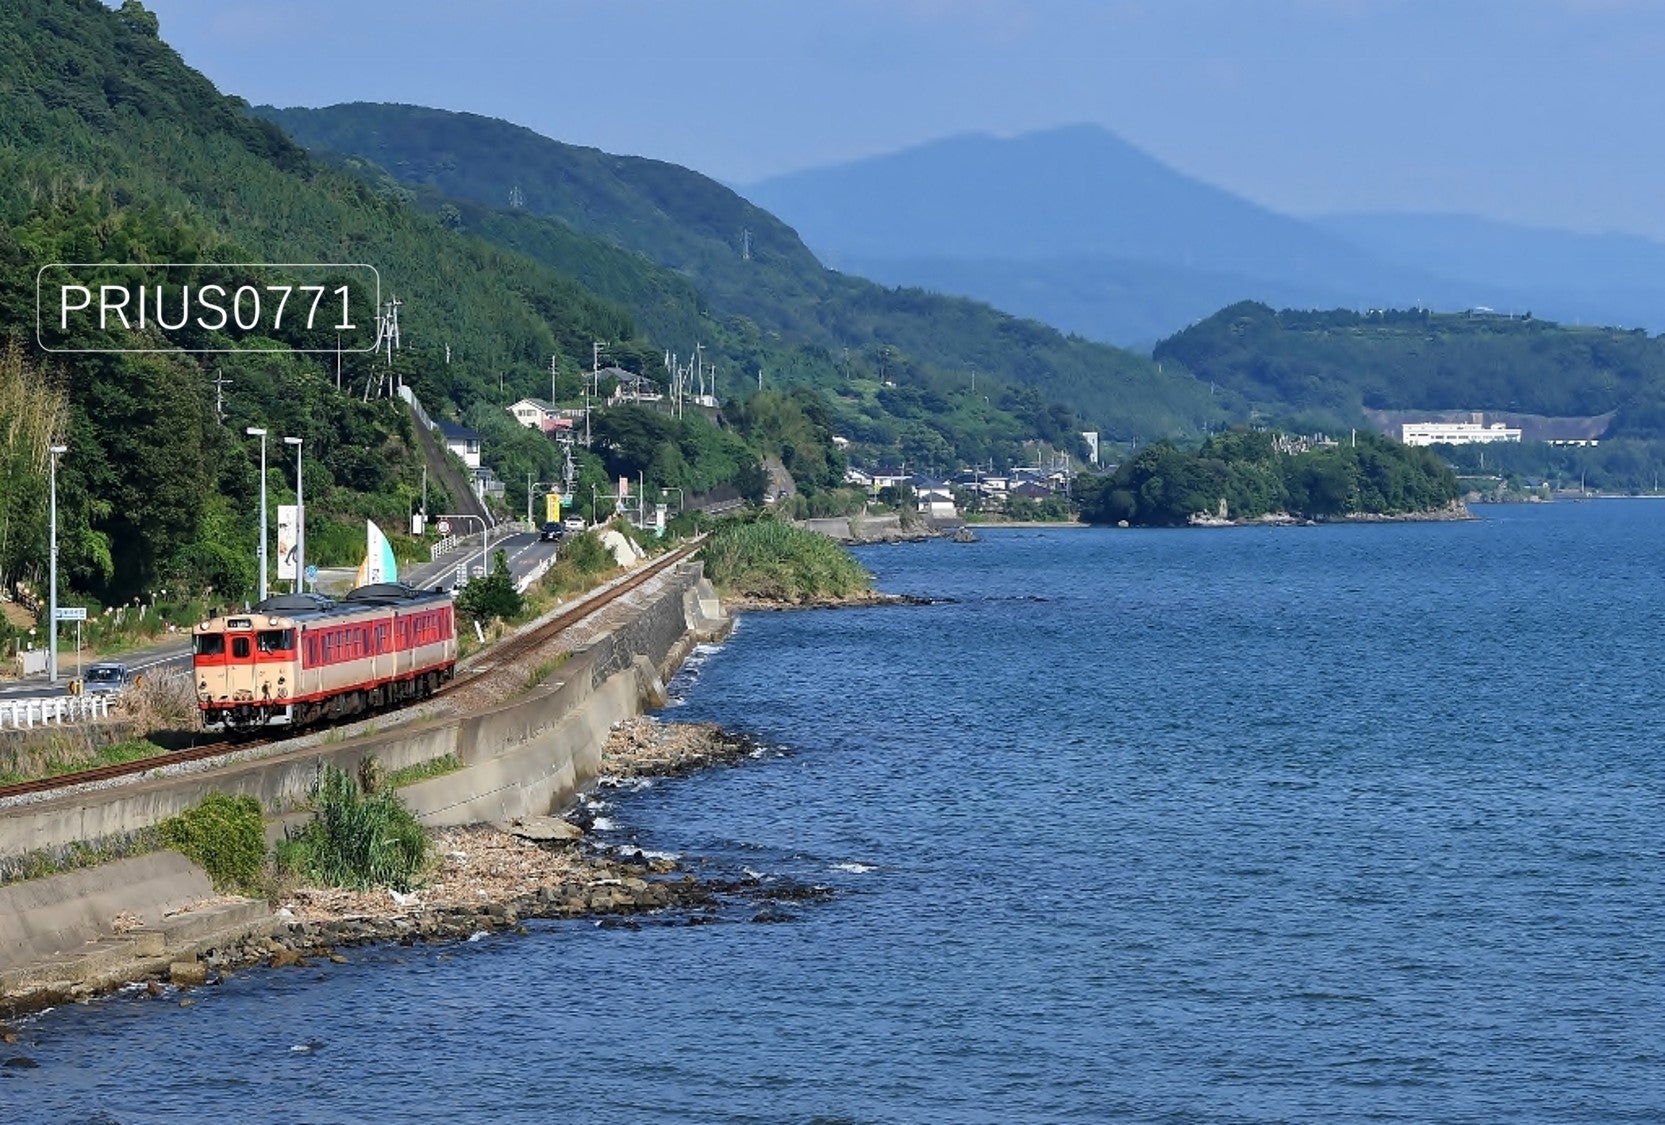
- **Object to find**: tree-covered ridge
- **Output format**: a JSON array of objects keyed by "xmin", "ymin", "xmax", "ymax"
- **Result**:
[
  {"xmin": 0, "ymin": 0, "xmax": 677, "ymax": 602},
  {"xmin": 1080, "ymin": 428, "xmax": 1460, "ymax": 526},
  {"xmin": 256, "ymin": 102, "xmax": 1227, "ymax": 443},
  {"xmin": 1155, "ymin": 301, "xmax": 1665, "ymax": 438}
]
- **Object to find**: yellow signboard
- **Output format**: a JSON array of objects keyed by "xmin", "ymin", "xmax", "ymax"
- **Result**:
[{"xmin": 545, "ymin": 492, "xmax": 562, "ymax": 522}]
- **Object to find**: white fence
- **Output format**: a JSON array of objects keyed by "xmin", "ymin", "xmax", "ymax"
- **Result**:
[
  {"xmin": 0, "ymin": 694, "xmax": 114, "ymax": 729},
  {"xmin": 428, "ymin": 534, "xmax": 460, "ymax": 561}
]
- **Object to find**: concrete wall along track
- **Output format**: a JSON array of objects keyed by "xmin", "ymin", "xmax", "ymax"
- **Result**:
[{"xmin": 0, "ymin": 561, "xmax": 729, "ymax": 880}]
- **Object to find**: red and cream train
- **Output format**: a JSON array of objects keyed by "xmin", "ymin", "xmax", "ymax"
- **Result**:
[{"xmin": 192, "ymin": 583, "xmax": 457, "ymax": 731}]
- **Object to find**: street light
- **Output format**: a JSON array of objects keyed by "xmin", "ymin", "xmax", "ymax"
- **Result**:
[
  {"xmin": 283, "ymin": 436, "xmax": 304, "ymax": 592},
  {"xmin": 246, "ymin": 427, "xmax": 268, "ymax": 602},
  {"xmin": 47, "ymin": 444, "xmax": 66, "ymax": 684}
]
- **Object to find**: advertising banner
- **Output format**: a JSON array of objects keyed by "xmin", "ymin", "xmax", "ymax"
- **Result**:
[{"xmin": 276, "ymin": 505, "xmax": 298, "ymax": 580}]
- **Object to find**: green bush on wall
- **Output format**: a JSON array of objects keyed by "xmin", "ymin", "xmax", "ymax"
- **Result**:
[{"xmin": 159, "ymin": 793, "xmax": 267, "ymax": 893}]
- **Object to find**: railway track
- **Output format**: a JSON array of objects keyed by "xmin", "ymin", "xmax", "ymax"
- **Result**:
[{"xmin": 0, "ymin": 541, "xmax": 704, "ymax": 803}]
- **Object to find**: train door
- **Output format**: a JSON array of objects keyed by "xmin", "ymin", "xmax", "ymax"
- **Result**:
[{"xmin": 218, "ymin": 617, "xmax": 260, "ymax": 703}]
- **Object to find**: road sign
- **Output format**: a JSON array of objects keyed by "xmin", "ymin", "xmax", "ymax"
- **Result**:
[
  {"xmin": 437, "ymin": 519, "xmax": 452, "ymax": 535},
  {"xmin": 305, "ymin": 564, "xmax": 319, "ymax": 583},
  {"xmin": 54, "ymin": 606, "xmax": 86, "ymax": 621}
]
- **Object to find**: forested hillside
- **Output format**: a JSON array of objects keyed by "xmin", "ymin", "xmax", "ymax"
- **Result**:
[
  {"xmin": 0, "ymin": 0, "xmax": 668, "ymax": 604},
  {"xmin": 1156, "ymin": 302, "xmax": 1665, "ymax": 436},
  {"xmin": 1079, "ymin": 428, "xmax": 1460, "ymax": 526},
  {"xmin": 256, "ymin": 104, "xmax": 1226, "ymax": 443}
]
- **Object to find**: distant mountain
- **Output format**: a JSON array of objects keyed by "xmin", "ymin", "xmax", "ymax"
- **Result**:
[
  {"xmin": 1313, "ymin": 212, "xmax": 1665, "ymax": 330},
  {"xmin": 257, "ymin": 104, "xmax": 1226, "ymax": 441},
  {"xmin": 741, "ymin": 126, "xmax": 1662, "ymax": 346}
]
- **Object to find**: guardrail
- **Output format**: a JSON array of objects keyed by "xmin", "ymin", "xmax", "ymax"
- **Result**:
[
  {"xmin": 429, "ymin": 534, "xmax": 459, "ymax": 561},
  {"xmin": 0, "ymin": 694, "xmax": 114, "ymax": 729}
]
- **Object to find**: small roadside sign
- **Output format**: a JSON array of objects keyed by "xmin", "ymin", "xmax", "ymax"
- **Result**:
[
  {"xmin": 437, "ymin": 519, "xmax": 452, "ymax": 535},
  {"xmin": 54, "ymin": 606, "xmax": 87, "ymax": 621},
  {"xmin": 304, "ymin": 564, "xmax": 319, "ymax": 584}
]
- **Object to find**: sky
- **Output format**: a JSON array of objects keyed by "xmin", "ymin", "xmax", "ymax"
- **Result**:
[{"xmin": 128, "ymin": 0, "xmax": 1665, "ymax": 241}]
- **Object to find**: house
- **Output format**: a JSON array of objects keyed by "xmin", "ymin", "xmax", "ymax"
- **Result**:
[
  {"xmin": 869, "ymin": 467, "xmax": 908, "ymax": 494},
  {"xmin": 507, "ymin": 397, "xmax": 561, "ymax": 433},
  {"xmin": 606, "ymin": 369, "xmax": 663, "ymax": 406},
  {"xmin": 437, "ymin": 419, "xmax": 482, "ymax": 470}
]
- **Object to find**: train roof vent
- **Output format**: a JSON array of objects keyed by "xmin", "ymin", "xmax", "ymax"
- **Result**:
[
  {"xmin": 254, "ymin": 593, "xmax": 337, "ymax": 613},
  {"xmin": 343, "ymin": 582, "xmax": 429, "ymax": 604}
]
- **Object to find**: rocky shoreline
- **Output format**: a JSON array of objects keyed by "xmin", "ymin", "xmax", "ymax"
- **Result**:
[
  {"xmin": 723, "ymin": 589, "xmax": 938, "ymax": 612},
  {"xmin": 0, "ymin": 718, "xmax": 795, "ymax": 1022},
  {"xmin": 1180, "ymin": 500, "xmax": 1475, "ymax": 528}
]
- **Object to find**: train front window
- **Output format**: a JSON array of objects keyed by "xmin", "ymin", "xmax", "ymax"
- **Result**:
[
  {"xmin": 194, "ymin": 634, "xmax": 225, "ymax": 656},
  {"xmin": 232, "ymin": 637, "xmax": 250, "ymax": 659},
  {"xmin": 257, "ymin": 629, "xmax": 295, "ymax": 653}
]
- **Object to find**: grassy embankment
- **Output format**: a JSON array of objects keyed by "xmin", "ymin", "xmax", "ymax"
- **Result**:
[{"xmin": 700, "ymin": 520, "xmax": 872, "ymax": 603}]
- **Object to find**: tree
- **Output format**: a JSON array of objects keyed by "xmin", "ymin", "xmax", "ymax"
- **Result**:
[{"xmin": 455, "ymin": 550, "xmax": 522, "ymax": 624}]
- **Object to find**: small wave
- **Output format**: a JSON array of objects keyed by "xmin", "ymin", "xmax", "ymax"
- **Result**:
[
  {"xmin": 466, "ymin": 931, "xmax": 489, "ymax": 943},
  {"xmin": 598, "ymin": 776, "xmax": 653, "ymax": 792},
  {"xmin": 590, "ymin": 816, "xmax": 616, "ymax": 831},
  {"xmin": 830, "ymin": 862, "xmax": 877, "ymax": 874}
]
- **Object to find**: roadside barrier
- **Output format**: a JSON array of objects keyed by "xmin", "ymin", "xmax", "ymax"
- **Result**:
[{"xmin": 0, "ymin": 694, "xmax": 113, "ymax": 729}]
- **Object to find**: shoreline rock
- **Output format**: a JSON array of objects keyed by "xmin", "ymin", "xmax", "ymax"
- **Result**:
[
  {"xmin": 1172, "ymin": 501, "xmax": 1476, "ymax": 528},
  {"xmin": 723, "ymin": 590, "xmax": 939, "ymax": 612},
  {"xmin": 0, "ymin": 718, "xmax": 798, "ymax": 1020}
]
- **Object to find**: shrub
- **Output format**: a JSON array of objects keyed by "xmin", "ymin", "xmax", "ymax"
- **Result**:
[
  {"xmin": 455, "ymin": 549, "xmax": 523, "ymax": 624},
  {"xmin": 701, "ymin": 519, "xmax": 872, "ymax": 601},
  {"xmin": 277, "ymin": 762, "xmax": 429, "ymax": 892},
  {"xmin": 160, "ymin": 793, "xmax": 266, "ymax": 893}
]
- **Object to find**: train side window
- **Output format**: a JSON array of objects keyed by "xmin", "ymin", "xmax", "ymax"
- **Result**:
[
  {"xmin": 232, "ymin": 637, "xmax": 251, "ymax": 659},
  {"xmin": 193, "ymin": 634, "xmax": 225, "ymax": 656}
]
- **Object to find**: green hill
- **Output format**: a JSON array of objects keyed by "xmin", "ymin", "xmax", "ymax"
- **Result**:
[
  {"xmin": 1156, "ymin": 301, "xmax": 1665, "ymax": 436},
  {"xmin": 0, "ymin": 0, "xmax": 683, "ymax": 604},
  {"xmin": 255, "ymin": 103, "xmax": 1227, "ymax": 446}
]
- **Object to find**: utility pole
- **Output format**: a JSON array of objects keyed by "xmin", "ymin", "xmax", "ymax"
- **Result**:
[
  {"xmin": 213, "ymin": 369, "xmax": 231, "ymax": 422},
  {"xmin": 47, "ymin": 444, "xmax": 66, "ymax": 684},
  {"xmin": 550, "ymin": 355, "xmax": 558, "ymax": 407},
  {"xmin": 588, "ymin": 341, "xmax": 605, "ymax": 448}
]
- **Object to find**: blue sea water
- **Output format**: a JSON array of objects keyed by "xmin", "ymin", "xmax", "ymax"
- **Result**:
[{"xmin": 8, "ymin": 502, "xmax": 1665, "ymax": 1123}]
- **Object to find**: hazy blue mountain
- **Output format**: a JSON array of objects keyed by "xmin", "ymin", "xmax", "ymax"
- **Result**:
[
  {"xmin": 257, "ymin": 103, "xmax": 1227, "ymax": 441},
  {"xmin": 830, "ymin": 253, "xmax": 1381, "ymax": 350},
  {"xmin": 741, "ymin": 125, "xmax": 1661, "ymax": 345},
  {"xmin": 1314, "ymin": 212, "xmax": 1665, "ymax": 329}
]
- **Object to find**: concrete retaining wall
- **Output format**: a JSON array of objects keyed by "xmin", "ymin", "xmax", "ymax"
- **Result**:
[
  {"xmin": 0, "ymin": 851, "xmax": 211, "ymax": 968},
  {"xmin": 0, "ymin": 562, "xmax": 727, "ymax": 869}
]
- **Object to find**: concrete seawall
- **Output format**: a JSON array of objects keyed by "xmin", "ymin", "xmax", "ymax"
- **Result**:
[{"xmin": 0, "ymin": 559, "xmax": 729, "ymax": 980}]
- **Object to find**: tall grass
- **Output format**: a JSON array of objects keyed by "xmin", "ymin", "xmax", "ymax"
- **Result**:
[
  {"xmin": 277, "ymin": 762, "xmax": 429, "ymax": 892},
  {"xmin": 701, "ymin": 520, "xmax": 872, "ymax": 602}
]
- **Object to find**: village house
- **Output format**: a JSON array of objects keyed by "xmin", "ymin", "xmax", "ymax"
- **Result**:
[{"xmin": 507, "ymin": 397, "xmax": 566, "ymax": 433}]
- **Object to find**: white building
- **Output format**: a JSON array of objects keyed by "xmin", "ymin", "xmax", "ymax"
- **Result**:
[
  {"xmin": 1401, "ymin": 421, "xmax": 1522, "ymax": 447},
  {"xmin": 507, "ymin": 397, "xmax": 560, "ymax": 432}
]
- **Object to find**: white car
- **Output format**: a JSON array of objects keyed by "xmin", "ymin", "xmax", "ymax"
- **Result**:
[{"xmin": 563, "ymin": 516, "xmax": 587, "ymax": 532}]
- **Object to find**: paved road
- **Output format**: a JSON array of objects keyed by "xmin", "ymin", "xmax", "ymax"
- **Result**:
[{"xmin": 0, "ymin": 529, "xmax": 560, "ymax": 700}]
